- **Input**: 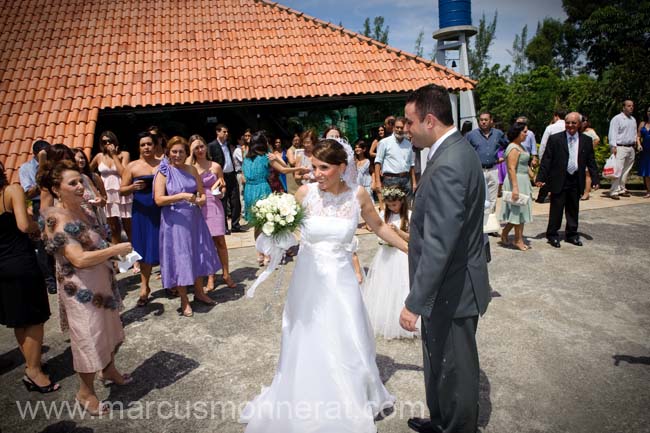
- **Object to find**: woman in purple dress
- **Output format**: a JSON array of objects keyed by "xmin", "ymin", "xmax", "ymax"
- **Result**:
[
  {"xmin": 154, "ymin": 136, "xmax": 220, "ymax": 317},
  {"xmin": 189, "ymin": 134, "xmax": 236, "ymax": 290}
]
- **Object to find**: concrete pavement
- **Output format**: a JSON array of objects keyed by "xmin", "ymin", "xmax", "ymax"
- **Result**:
[{"xmin": 1, "ymin": 197, "xmax": 649, "ymax": 433}]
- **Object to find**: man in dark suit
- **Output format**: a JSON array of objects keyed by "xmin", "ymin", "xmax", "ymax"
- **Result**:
[
  {"xmin": 208, "ymin": 123, "xmax": 245, "ymax": 233},
  {"xmin": 400, "ymin": 84, "xmax": 491, "ymax": 433},
  {"xmin": 535, "ymin": 112, "xmax": 599, "ymax": 248}
]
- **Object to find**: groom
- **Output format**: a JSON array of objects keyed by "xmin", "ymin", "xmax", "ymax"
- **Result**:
[{"xmin": 400, "ymin": 84, "xmax": 491, "ymax": 433}]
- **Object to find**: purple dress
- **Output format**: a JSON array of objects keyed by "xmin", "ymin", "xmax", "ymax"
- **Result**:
[
  {"xmin": 497, "ymin": 147, "xmax": 507, "ymax": 185},
  {"xmin": 156, "ymin": 159, "xmax": 221, "ymax": 288},
  {"xmin": 200, "ymin": 171, "xmax": 226, "ymax": 237}
]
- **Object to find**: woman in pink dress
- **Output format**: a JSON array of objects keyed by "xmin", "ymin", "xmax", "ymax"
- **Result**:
[
  {"xmin": 90, "ymin": 131, "xmax": 133, "ymax": 246},
  {"xmin": 38, "ymin": 160, "xmax": 133, "ymax": 416},
  {"xmin": 189, "ymin": 135, "xmax": 235, "ymax": 290}
]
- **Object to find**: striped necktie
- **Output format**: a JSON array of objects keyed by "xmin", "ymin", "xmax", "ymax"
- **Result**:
[{"xmin": 567, "ymin": 135, "xmax": 578, "ymax": 174}]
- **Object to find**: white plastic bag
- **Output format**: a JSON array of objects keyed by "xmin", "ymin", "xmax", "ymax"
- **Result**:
[{"xmin": 603, "ymin": 155, "xmax": 622, "ymax": 179}]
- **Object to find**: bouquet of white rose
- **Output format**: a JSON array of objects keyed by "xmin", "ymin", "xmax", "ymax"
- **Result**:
[
  {"xmin": 249, "ymin": 193, "xmax": 304, "ymax": 238},
  {"xmin": 247, "ymin": 193, "xmax": 304, "ymax": 298}
]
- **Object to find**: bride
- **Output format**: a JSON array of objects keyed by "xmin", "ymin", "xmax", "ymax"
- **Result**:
[{"xmin": 240, "ymin": 138, "xmax": 408, "ymax": 432}]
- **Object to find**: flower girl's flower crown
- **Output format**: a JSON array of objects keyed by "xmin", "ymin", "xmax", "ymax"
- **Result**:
[{"xmin": 382, "ymin": 186, "xmax": 407, "ymax": 201}]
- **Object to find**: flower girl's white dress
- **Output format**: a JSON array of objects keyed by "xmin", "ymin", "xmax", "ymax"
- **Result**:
[
  {"xmin": 240, "ymin": 183, "xmax": 395, "ymax": 433},
  {"xmin": 362, "ymin": 211, "xmax": 418, "ymax": 339}
]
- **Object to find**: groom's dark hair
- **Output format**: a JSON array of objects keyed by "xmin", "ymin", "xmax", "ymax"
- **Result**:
[{"xmin": 406, "ymin": 84, "xmax": 454, "ymax": 126}]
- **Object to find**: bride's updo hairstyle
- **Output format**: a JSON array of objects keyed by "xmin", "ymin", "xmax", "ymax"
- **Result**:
[
  {"xmin": 37, "ymin": 159, "xmax": 79, "ymax": 198},
  {"xmin": 312, "ymin": 139, "xmax": 348, "ymax": 166}
]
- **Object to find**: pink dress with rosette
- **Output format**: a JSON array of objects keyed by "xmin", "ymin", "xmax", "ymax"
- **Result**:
[{"xmin": 41, "ymin": 207, "xmax": 124, "ymax": 373}]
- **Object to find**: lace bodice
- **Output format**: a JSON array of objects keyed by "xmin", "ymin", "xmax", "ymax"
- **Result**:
[
  {"xmin": 302, "ymin": 182, "xmax": 359, "ymax": 220},
  {"xmin": 300, "ymin": 183, "xmax": 360, "ymax": 248}
]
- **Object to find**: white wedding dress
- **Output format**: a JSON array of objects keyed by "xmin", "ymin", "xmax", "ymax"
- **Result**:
[{"xmin": 240, "ymin": 183, "xmax": 395, "ymax": 433}]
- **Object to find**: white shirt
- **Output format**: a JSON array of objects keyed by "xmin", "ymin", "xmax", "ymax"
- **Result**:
[
  {"xmin": 232, "ymin": 146, "xmax": 243, "ymax": 172},
  {"xmin": 219, "ymin": 139, "xmax": 234, "ymax": 173},
  {"xmin": 608, "ymin": 112, "xmax": 637, "ymax": 147},
  {"xmin": 427, "ymin": 128, "xmax": 457, "ymax": 162},
  {"xmin": 375, "ymin": 134, "xmax": 414, "ymax": 174},
  {"xmin": 521, "ymin": 130, "xmax": 537, "ymax": 156},
  {"xmin": 566, "ymin": 132, "xmax": 579, "ymax": 173},
  {"xmin": 539, "ymin": 119, "xmax": 565, "ymax": 158}
]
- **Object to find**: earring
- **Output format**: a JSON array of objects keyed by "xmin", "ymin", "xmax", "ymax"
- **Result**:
[{"xmin": 340, "ymin": 174, "xmax": 345, "ymax": 182}]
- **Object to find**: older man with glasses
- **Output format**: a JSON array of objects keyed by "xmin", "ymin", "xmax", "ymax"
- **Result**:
[{"xmin": 536, "ymin": 112, "xmax": 599, "ymax": 248}]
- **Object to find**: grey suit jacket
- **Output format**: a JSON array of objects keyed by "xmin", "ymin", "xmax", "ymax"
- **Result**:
[{"xmin": 406, "ymin": 131, "xmax": 491, "ymax": 319}]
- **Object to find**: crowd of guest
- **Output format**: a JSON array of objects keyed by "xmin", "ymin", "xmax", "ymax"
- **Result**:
[{"xmin": 1, "ymin": 101, "xmax": 647, "ymax": 415}]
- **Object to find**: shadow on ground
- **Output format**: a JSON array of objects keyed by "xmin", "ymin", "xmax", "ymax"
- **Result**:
[
  {"xmin": 613, "ymin": 355, "xmax": 650, "ymax": 366},
  {"xmin": 106, "ymin": 350, "xmax": 199, "ymax": 406},
  {"xmin": 39, "ymin": 421, "xmax": 93, "ymax": 433},
  {"xmin": 0, "ymin": 345, "xmax": 50, "ymax": 376}
]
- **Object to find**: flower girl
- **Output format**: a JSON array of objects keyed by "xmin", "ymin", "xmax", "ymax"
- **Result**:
[{"xmin": 362, "ymin": 186, "xmax": 418, "ymax": 339}]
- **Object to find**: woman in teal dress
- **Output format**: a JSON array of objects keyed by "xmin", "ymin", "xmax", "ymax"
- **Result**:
[
  {"xmin": 500, "ymin": 122, "xmax": 533, "ymax": 251},
  {"xmin": 242, "ymin": 131, "xmax": 308, "ymax": 265}
]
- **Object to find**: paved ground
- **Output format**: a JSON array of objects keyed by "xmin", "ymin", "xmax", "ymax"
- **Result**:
[{"xmin": 1, "ymin": 194, "xmax": 649, "ymax": 433}]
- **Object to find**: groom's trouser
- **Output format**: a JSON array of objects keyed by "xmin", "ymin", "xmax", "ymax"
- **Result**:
[{"xmin": 421, "ymin": 314, "xmax": 479, "ymax": 433}]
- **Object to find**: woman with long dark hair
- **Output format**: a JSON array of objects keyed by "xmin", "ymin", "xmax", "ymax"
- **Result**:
[
  {"xmin": 0, "ymin": 161, "xmax": 57, "ymax": 394},
  {"xmin": 242, "ymin": 131, "xmax": 308, "ymax": 265},
  {"xmin": 90, "ymin": 131, "xmax": 132, "ymax": 245}
]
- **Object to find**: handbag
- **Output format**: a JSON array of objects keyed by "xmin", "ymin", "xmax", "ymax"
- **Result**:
[
  {"xmin": 502, "ymin": 191, "xmax": 530, "ymax": 206},
  {"xmin": 483, "ymin": 212, "xmax": 500, "ymax": 234}
]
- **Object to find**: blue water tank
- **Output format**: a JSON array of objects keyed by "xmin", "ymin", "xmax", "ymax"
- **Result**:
[{"xmin": 439, "ymin": 0, "xmax": 472, "ymax": 28}]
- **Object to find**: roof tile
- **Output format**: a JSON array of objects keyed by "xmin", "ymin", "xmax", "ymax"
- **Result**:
[{"xmin": 1, "ymin": 0, "xmax": 473, "ymax": 178}]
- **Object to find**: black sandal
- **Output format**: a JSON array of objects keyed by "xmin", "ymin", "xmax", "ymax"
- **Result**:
[
  {"xmin": 136, "ymin": 296, "xmax": 149, "ymax": 307},
  {"xmin": 22, "ymin": 375, "xmax": 61, "ymax": 394}
]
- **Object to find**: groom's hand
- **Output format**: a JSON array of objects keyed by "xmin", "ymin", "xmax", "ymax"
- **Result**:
[{"xmin": 399, "ymin": 307, "xmax": 419, "ymax": 332}]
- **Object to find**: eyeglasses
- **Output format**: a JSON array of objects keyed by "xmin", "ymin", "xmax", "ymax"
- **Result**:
[{"xmin": 101, "ymin": 139, "xmax": 113, "ymax": 144}]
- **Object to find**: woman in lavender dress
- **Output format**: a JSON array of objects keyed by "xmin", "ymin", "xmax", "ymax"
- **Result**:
[
  {"xmin": 154, "ymin": 136, "xmax": 220, "ymax": 317},
  {"xmin": 189, "ymin": 134, "xmax": 236, "ymax": 290}
]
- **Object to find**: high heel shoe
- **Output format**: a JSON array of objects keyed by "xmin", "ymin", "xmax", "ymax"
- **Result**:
[
  {"xmin": 22, "ymin": 375, "xmax": 61, "ymax": 394},
  {"xmin": 75, "ymin": 397, "xmax": 110, "ymax": 416}
]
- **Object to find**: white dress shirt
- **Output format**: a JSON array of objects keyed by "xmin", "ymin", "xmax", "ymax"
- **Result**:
[
  {"xmin": 539, "ymin": 120, "xmax": 565, "ymax": 158},
  {"xmin": 219, "ymin": 140, "xmax": 234, "ymax": 173},
  {"xmin": 608, "ymin": 112, "xmax": 637, "ymax": 147}
]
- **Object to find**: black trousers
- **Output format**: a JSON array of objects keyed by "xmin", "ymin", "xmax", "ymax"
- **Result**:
[
  {"xmin": 221, "ymin": 171, "xmax": 242, "ymax": 230},
  {"xmin": 546, "ymin": 173, "xmax": 579, "ymax": 241},
  {"xmin": 421, "ymin": 314, "xmax": 479, "ymax": 433}
]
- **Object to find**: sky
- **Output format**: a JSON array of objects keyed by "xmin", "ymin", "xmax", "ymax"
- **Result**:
[{"xmin": 279, "ymin": 0, "xmax": 567, "ymax": 69}]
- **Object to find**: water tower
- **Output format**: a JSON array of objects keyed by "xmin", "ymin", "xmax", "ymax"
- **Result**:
[{"xmin": 432, "ymin": 0, "xmax": 477, "ymax": 129}]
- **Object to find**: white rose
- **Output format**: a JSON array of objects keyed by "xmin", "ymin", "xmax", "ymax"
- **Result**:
[
  {"xmin": 266, "ymin": 213, "xmax": 274, "ymax": 222},
  {"xmin": 274, "ymin": 215, "xmax": 281, "ymax": 222},
  {"xmin": 286, "ymin": 215, "xmax": 294, "ymax": 223},
  {"xmin": 279, "ymin": 220, "xmax": 286, "ymax": 226},
  {"xmin": 262, "ymin": 221, "xmax": 275, "ymax": 236}
]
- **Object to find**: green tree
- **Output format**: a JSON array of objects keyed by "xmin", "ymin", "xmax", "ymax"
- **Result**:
[
  {"xmin": 507, "ymin": 25, "xmax": 528, "ymax": 74},
  {"xmin": 569, "ymin": 0, "xmax": 650, "ymax": 113},
  {"xmin": 468, "ymin": 12, "xmax": 498, "ymax": 79},
  {"xmin": 525, "ymin": 18, "xmax": 579, "ymax": 74},
  {"xmin": 414, "ymin": 30, "xmax": 424, "ymax": 57},
  {"xmin": 362, "ymin": 18, "xmax": 371, "ymax": 38},
  {"xmin": 361, "ymin": 16, "xmax": 389, "ymax": 44}
]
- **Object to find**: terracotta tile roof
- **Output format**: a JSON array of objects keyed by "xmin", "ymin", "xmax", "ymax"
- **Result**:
[{"xmin": 0, "ymin": 0, "xmax": 474, "ymax": 184}]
